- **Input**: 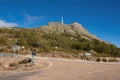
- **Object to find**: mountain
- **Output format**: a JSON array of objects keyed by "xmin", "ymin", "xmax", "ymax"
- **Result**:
[
  {"xmin": 0, "ymin": 22, "xmax": 119, "ymax": 57},
  {"xmin": 39, "ymin": 22, "xmax": 107, "ymax": 43}
]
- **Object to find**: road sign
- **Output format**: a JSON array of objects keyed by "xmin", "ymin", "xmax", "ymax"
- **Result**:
[{"xmin": 12, "ymin": 45, "xmax": 20, "ymax": 52}]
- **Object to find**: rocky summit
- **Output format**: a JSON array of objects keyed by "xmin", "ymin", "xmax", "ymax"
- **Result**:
[{"xmin": 39, "ymin": 22, "xmax": 104, "ymax": 42}]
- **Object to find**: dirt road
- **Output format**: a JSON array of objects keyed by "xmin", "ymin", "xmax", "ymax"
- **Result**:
[
  {"xmin": 26, "ymin": 57, "xmax": 120, "ymax": 80},
  {"xmin": 0, "ymin": 57, "xmax": 120, "ymax": 80}
]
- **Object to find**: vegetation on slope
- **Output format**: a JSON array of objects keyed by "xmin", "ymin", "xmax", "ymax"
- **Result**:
[{"xmin": 0, "ymin": 27, "xmax": 119, "ymax": 57}]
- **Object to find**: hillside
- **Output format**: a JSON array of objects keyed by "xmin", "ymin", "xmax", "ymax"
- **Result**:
[
  {"xmin": 40, "ymin": 22, "xmax": 103, "ymax": 42},
  {"xmin": 0, "ymin": 22, "xmax": 120, "ymax": 57}
]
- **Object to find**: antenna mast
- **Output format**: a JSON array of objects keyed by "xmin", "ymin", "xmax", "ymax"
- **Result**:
[{"xmin": 61, "ymin": 16, "xmax": 64, "ymax": 24}]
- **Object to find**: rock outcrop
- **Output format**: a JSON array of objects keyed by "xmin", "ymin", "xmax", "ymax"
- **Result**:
[{"xmin": 39, "ymin": 22, "xmax": 105, "ymax": 42}]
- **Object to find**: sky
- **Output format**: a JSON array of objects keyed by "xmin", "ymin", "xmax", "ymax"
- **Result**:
[{"xmin": 0, "ymin": 0, "xmax": 120, "ymax": 47}]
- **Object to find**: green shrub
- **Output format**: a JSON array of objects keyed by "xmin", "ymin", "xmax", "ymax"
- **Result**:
[
  {"xmin": 18, "ymin": 58, "xmax": 32, "ymax": 64},
  {"xmin": 102, "ymin": 58, "xmax": 107, "ymax": 62}
]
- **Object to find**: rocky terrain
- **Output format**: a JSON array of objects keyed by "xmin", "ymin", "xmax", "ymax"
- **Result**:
[{"xmin": 39, "ymin": 22, "xmax": 105, "ymax": 42}]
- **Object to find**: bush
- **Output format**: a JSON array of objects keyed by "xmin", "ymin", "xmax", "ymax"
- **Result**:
[
  {"xmin": 9, "ymin": 63, "xmax": 18, "ymax": 67},
  {"xmin": 96, "ymin": 57, "xmax": 101, "ymax": 62},
  {"xmin": 108, "ymin": 59, "xmax": 112, "ymax": 62},
  {"xmin": 18, "ymin": 58, "xmax": 32, "ymax": 64},
  {"xmin": 113, "ymin": 58, "xmax": 119, "ymax": 62},
  {"xmin": 108, "ymin": 58, "xmax": 119, "ymax": 62},
  {"xmin": 102, "ymin": 58, "xmax": 107, "ymax": 62}
]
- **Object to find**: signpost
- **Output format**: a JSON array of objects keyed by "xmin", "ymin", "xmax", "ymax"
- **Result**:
[{"xmin": 12, "ymin": 45, "xmax": 20, "ymax": 55}]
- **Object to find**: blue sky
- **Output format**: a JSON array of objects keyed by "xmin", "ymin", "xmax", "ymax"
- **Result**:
[{"xmin": 0, "ymin": 0, "xmax": 120, "ymax": 47}]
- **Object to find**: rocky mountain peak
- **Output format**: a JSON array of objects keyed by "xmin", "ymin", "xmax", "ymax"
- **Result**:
[
  {"xmin": 39, "ymin": 22, "xmax": 105, "ymax": 42},
  {"xmin": 48, "ymin": 22, "xmax": 64, "ymax": 27},
  {"xmin": 69, "ymin": 22, "xmax": 89, "ymax": 34}
]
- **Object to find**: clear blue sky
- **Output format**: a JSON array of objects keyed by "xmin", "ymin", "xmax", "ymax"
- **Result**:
[{"xmin": 0, "ymin": 0, "xmax": 120, "ymax": 47}]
